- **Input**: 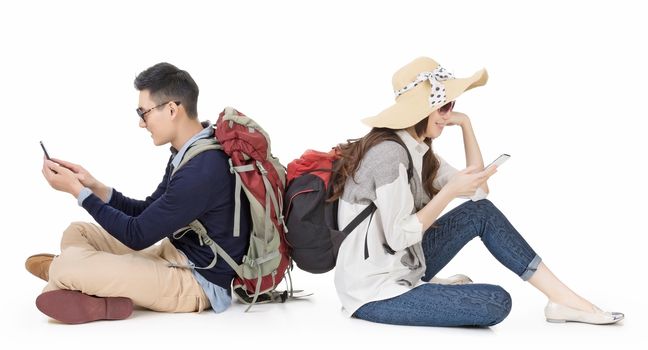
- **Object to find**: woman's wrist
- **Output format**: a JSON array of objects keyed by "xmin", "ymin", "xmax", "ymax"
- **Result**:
[
  {"xmin": 459, "ymin": 115, "xmax": 471, "ymax": 128},
  {"xmin": 438, "ymin": 185, "xmax": 456, "ymax": 201}
]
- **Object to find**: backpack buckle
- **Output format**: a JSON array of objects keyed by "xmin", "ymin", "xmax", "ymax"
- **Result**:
[
  {"xmin": 256, "ymin": 161, "xmax": 268, "ymax": 175},
  {"xmin": 242, "ymin": 255, "xmax": 257, "ymax": 267}
]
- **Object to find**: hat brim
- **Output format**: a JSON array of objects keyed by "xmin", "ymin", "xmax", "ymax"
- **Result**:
[{"xmin": 362, "ymin": 68, "xmax": 488, "ymax": 129}]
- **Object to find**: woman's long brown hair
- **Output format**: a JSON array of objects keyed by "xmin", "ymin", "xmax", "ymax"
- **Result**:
[{"xmin": 329, "ymin": 117, "xmax": 441, "ymax": 202}]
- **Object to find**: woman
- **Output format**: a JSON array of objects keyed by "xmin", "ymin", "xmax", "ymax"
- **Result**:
[{"xmin": 331, "ymin": 57, "xmax": 623, "ymax": 327}]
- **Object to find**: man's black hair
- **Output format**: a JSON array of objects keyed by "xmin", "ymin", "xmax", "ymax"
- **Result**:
[{"xmin": 134, "ymin": 63, "xmax": 199, "ymax": 118}]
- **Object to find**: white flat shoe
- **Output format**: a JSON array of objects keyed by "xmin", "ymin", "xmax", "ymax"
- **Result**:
[
  {"xmin": 544, "ymin": 301, "xmax": 624, "ymax": 325},
  {"xmin": 429, "ymin": 274, "xmax": 473, "ymax": 285}
]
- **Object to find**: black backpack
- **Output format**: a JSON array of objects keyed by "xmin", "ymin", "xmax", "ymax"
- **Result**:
[{"xmin": 284, "ymin": 140, "xmax": 413, "ymax": 273}]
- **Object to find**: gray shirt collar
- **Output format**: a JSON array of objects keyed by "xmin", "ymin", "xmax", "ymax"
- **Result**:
[{"xmin": 171, "ymin": 122, "xmax": 214, "ymax": 169}]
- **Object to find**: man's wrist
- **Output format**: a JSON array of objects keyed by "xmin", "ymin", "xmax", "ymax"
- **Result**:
[
  {"xmin": 89, "ymin": 182, "xmax": 104, "ymax": 194},
  {"xmin": 71, "ymin": 182, "xmax": 82, "ymax": 196},
  {"xmin": 76, "ymin": 187, "xmax": 93, "ymax": 206},
  {"xmin": 91, "ymin": 183, "xmax": 110, "ymax": 202}
]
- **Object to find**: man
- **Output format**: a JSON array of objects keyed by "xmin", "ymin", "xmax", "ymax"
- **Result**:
[{"xmin": 29, "ymin": 62, "xmax": 251, "ymax": 324}]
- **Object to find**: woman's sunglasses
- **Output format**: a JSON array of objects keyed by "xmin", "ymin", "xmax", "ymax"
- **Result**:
[{"xmin": 438, "ymin": 100, "xmax": 455, "ymax": 115}]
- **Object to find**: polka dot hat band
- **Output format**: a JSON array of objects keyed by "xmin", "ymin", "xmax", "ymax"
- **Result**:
[{"xmin": 394, "ymin": 66, "xmax": 455, "ymax": 108}]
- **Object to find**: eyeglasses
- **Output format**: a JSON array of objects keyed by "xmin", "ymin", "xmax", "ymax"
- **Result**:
[
  {"xmin": 136, "ymin": 101, "xmax": 181, "ymax": 121},
  {"xmin": 438, "ymin": 100, "xmax": 455, "ymax": 115}
]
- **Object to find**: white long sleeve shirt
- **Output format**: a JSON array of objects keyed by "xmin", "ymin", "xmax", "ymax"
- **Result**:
[{"xmin": 334, "ymin": 130, "xmax": 487, "ymax": 316}]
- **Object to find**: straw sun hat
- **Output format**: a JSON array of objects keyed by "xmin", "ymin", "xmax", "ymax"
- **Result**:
[{"xmin": 362, "ymin": 57, "xmax": 488, "ymax": 129}]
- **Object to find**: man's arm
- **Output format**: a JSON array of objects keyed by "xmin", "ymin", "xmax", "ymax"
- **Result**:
[
  {"xmin": 53, "ymin": 156, "xmax": 172, "ymax": 216},
  {"xmin": 81, "ymin": 151, "xmax": 229, "ymax": 250},
  {"xmin": 107, "ymin": 173, "xmax": 168, "ymax": 216}
]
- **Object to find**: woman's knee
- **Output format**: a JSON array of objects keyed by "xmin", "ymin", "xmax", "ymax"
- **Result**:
[
  {"xmin": 470, "ymin": 199, "xmax": 509, "ymax": 225},
  {"xmin": 457, "ymin": 198, "xmax": 497, "ymax": 213},
  {"xmin": 482, "ymin": 285, "xmax": 512, "ymax": 326},
  {"xmin": 474, "ymin": 198, "xmax": 498, "ymax": 212}
]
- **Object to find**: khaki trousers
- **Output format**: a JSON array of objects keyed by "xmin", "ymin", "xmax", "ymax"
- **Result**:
[{"xmin": 44, "ymin": 222, "xmax": 211, "ymax": 312}]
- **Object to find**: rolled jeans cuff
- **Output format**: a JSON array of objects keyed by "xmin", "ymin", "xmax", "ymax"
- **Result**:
[{"xmin": 520, "ymin": 255, "xmax": 542, "ymax": 281}]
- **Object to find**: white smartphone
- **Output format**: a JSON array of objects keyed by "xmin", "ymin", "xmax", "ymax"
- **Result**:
[{"xmin": 485, "ymin": 154, "xmax": 510, "ymax": 169}]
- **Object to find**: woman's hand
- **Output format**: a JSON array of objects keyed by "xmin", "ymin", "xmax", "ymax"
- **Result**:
[
  {"xmin": 42, "ymin": 159, "xmax": 84, "ymax": 197},
  {"xmin": 445, "ymin": 111, "xmax": 469, "ymax": 127},
  {"xmin": 444, "ymin": 165, "xmax": 497, "ymax": 198}
]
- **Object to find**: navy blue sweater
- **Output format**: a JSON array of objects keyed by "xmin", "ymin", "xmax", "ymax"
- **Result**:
[{"xmin": 81, "ymin": 149, "xmax": 251, "ymax": 291}]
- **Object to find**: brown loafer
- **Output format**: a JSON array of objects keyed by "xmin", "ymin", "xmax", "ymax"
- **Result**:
[
  {"xmin": 36, "ymin": 290, "xmax": 133, "ymax": 324},
  {"xmin": 25, "ymin": 253, "xmax": 56, "ymax": 281}
]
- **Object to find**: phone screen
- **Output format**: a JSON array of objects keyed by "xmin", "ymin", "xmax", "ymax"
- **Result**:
[
  {"xmin": 40, "ymin": 141, "xmax": 51, "ymax": 160},
  {"xmin": 486, "ymin": 154, "xmax": 510, "ymax": 169}
]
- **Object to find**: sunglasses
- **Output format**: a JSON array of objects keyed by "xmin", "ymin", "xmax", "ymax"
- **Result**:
[
  {"xmin": 438, "ymin": 100, "xmax": 455, "ymax": 115},
  {"xmin": 136, "ymin": 101, "xmax": 181, "ymax": 121}
]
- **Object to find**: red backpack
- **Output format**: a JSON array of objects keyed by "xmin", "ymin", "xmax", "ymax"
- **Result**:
[
  {"xmin": 284, "ymin": 142, "xmax": 413, "ymax": 274},
  {"xmin": 171, "ymin": 107, "xmax": 291, "ymax": 310},
  {"xmin": 283, "ymin": 149, "xmax": 346, "ymax": 273}
]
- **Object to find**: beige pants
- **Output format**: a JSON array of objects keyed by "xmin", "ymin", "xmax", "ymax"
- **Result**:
[{"xmin": 44, "ymin": 222, "xmax": 211, "ymax": 312}]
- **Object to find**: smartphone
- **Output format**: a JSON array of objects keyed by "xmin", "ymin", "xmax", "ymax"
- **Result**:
[
  {"xmin": 485, "ymin": 153, "xmax": 510, "ymax": 169},
  {"xmin": 40, "ymin": 141, "xmax": 51, "ymax": 160}
]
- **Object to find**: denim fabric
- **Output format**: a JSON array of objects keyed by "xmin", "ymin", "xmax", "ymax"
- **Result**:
[
  {"xmin": 421, "ymin": 199, "xmax": 540, "ymax": 282},
  {"xmin": 354, "ymin": 199, "xmax": 540, "ymax": 327},
  {"xmin": 191, "ymin": 267, "xmax": 232, "ymax": 313},
  {"xmin": 179, "ymin": 252, "xmax": 232, "ymax": 313},
  {"xmin": 354, "ymin": 283, "xmax": 512, "ymax": 327}
]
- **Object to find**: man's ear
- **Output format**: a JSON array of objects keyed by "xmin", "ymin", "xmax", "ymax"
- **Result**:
[{"xmin": 169, "ymin": 101, "xmax": 179, "ymax": 120}]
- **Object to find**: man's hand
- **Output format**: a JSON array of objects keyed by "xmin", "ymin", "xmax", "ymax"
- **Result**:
[
  {"xmin": 51, "ymin": 158, "xmax": 100, "ymax": 188},
  {"xmin": 42, "ymin": 159, "xmax": 85, "ymax": 197}
]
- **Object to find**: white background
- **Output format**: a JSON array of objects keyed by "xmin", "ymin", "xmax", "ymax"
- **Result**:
[{"xmin": 1, "ymin": 0, "xmax": 646, "ymax": 348}]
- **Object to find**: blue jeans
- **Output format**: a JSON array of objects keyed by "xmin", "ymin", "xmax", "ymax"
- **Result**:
[{"xmin": 353, "ymin": 199, "xmax": 541, "ymax": 327}]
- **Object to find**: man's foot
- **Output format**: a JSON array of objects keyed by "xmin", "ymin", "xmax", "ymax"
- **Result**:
[
  {"xmin": 36, "ymin": 290, "xmax": 133, "ymax": 324},
  {"xmin": 25, "ymin": 253, "xmax": 56, "ymax": 281}
]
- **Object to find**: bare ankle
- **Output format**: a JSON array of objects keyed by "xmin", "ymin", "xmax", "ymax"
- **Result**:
[{"xmin": 549, "ymin": 297, "xmax": 595, "ymax": 312}]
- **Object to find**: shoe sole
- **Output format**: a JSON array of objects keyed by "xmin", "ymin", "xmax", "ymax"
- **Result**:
[
  {"xmin": 545, "ymin": 315, "xmax": 624, "ymax": 325},
  {"xmin": 36, "ymin": 290, "xmax": 133, "ymax": 324},
  {"xmin": 546, "ymin": 318, "xmax": 566, "ymax": 323}
]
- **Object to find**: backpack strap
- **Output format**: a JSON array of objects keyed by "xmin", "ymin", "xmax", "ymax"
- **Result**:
[
  {"xmin": 241, "ymin": 160, "xmax": 284, "ymax": 309},
  {"xmin": 168, "ymin": 138, "xmax": 283, "ymax": 310},
  {"xmin": 167, "ymin": 139, "xmax": 246, "ymax": 273},
  {"xmin": 228, "ymin": 159, "xmax": 255, "ymax": 238},
  {"xmin": 171, "ymin": 138, "xmax": 253, "ymax": 239},
  {"xmin": 341, "ymin": 202, "xmax": 376, "ymax": 234},
  {"xmin": 169, "ymin": 220, "xmax": 243, "ymax": 273},
  {"xmin": 359, "ymin": 139, "xmax": 415, "ymax": 259},
  {"xmin": 391, "ymin": 138, "xmax": 414, "ymax": 182},
  {"xmin": 171, "ymin": 138, "xmax": 222, "ymax": 178},
  {"xmin": 333, "ymin": 138, "xmax": 413, "ymax": 235},
  {"xmin": 169, "ymin": 218, "xmax": 273, "ymax": 311}
]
